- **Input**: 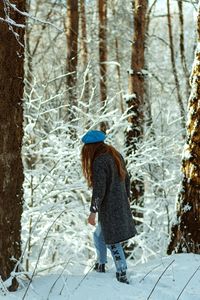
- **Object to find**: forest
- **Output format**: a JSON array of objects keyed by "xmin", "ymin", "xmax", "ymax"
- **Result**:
[{"xmin": 0, "ymin": 0, "xmax": 200, "ymax": 299}]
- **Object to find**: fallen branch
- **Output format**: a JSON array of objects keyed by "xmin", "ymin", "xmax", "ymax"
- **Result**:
[
  {"xmin": 139, "ymin": 263, "xmax": 162, "ymax": 283},
  {"xmin": 46, "ymin": 259, "xmax": 71, "ymax": 300},
  {"xmin": 147, "ymin": 259, "xmax": 175, "ymax": 300},
  {"xmin": 73, "ymin": 263, "xmax": 96, "ymax": 293},
  {"xmin": 176, "ymin": 265, "xmax": 200, "ymax": 300},
  {"xmin": 22, "ymin": 209, "xmax": 67, "ymax": 300}
]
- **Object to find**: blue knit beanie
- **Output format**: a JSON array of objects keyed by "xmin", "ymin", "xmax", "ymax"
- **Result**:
[{"xmin": 81, "ymin": 130, "xmax": 106, "ymax": 144}]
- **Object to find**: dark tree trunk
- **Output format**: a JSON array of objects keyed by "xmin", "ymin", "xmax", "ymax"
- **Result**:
[
  {"xmin": 126, "ymin": 0, "xmax": 148, "ymax": 226},
  {"xmin": 98, "ymin": 0, "xmax": 107, "ymax": 132},
  {"xmin": 79, "ymin": 0, "xmax": 90, "ymax": 105},
  {"xmin": 65, "ymin": 0, "xmax": 79, "ymax": 122},
  {"xmin": 145, "ymin": 0, "xmax": 156, "ymax": 136},
  {"xmin": 0, "ymin": 0, "xmax": 25, "ymax": 291},
  {"xmin": 110, "ymin": 0, "xmax": 124, "ymax": 113},
  {"xmin": 167, "ymin": 5, "xmax": 200, "ymax": 255},
  {"xmin": 126, "ymin": 0, "xmax": 147, "ymax": 147}
]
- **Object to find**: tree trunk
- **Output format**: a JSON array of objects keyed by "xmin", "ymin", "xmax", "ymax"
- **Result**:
[
  {"xmin": 79, "ymin": 0, "xmax": 90, "ymax": 104},
  {"xmin": 126, "ymin": 0, "xmax": 148, "ymax": 225},
  {"xmin": 65, "ymin": 0, "xmax": 79, "ymax": 122},
  {"xmin": 126, "ymin": 0, "xmax": 147, "ymax": 149},
  {"xmin": 0, "ymin": 0, "xmax": 25, "ymax": 291},
  {"xmin": 98, "ymin": 0, "xmax": 107, "ymax": 132},
  {"xmin": 145, "ymin": 0, "xmax": 156, "ymax": 136},
  {"xmin": 177, "ymin": 0, "xmax": 190, "ymax": 100},
  {"xmin": 167, "ymin": 3, "xmax": 200, "ymax": 255},
  {"xmin": 167, "ymin": 0, "xmax": 186, "ymax": 132},
  {"xmin": 110, "ymin": 1, "xmax": 124, "ymax": 113}
]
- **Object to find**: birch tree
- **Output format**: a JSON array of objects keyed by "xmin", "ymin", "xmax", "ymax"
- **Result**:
[
  {"xmin": 167, "ymin": 3, "xmax": 200, "ymax": 254},
  {"xmin": 0, "ymin": 0, "xmax": 25, "ymax": 291}
]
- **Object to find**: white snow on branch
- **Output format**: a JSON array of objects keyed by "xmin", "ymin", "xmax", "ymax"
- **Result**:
[
  {"xmin": 182, "ymin": 146, "xmax": 192, "ymax": 160},
  {"xmin": 183, "ymin": 203, "xmax": 192, "ymax": 212},
  {"xmin": 127, "ymin": 68, "xmax": 134, "ymax": 74},
  {"xmin": 126, "ymin": 68, "xmax": 148, "ymax": 76},
  {"xmin": 141, "ymin": 69, "xmax": 149, "ymax": 75},
  {"xmin": 100, "ymin": 61, "xmax": 121, "ymax": 67},
  {"xmin": 197, "ymin": 42, "xmax": 200, "ymax": 52},
  {"xmin": 0, "ymin": 16, "xmax": 25, "ymax": 28},
  {"xmin": 5, "ymin": 1, "xmax": 63, "ymax": 32},
  {"xmin": 123, "ymin": 93, "xmax": 137, "ymax": 101}
]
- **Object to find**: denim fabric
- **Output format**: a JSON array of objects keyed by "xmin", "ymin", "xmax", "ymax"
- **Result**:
[
  {"xmin": 93, "ymin": 224, "xmax": 127, "ymax": 272},
  {"xmin": 107, "ymin": 243, "xmax": 127, "ymax": 272},
  {"xmin": 93, "ymin": 223, "xmax": 107, "ymax": 264}
]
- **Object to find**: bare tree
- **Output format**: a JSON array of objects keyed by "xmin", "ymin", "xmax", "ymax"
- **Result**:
[
  {"xmin": 126, "ymin": 0, "xmax": 148, "ymax": 225},
  {"xmin": 65, "ymin": 0, "xmax": 79, "ymax": 122},
  {"xmin": 167, "ymin": 0, "xmax": 186, "ymax": 131},
  {"xmin": 126, "ymin": 0, "xmax": 148, "ymax": 150},
  {"xmin": 0, "ymin": 0, "xmax": 25, "ymax": 291},
  {"xmin": 79, "ymin": 0, "xmax": 90, "ymax": 103},
  {"xmin": 145, "ymin": 0, "xmax": 157, "ymax": 135},
  {"xmin": 110, "ymin": 0, "xmax": 124, "ymax": 113},
  {"xmin": 167, "ymin": 3, "xmax": 200, "ymax": 255},
  {"xmin": 99, "ymin": 0, "xmax": 107, "ymax": 132},
  {"xmin": 177, "ymin": 0, "xmax": 190, "ymax": 100}
]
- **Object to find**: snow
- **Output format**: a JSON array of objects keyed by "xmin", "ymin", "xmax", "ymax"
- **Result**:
[
  {"xmin": 183, "ymin": 204, "xmax": 192, "ymax": 212},
  {"xmin": 123, "ymin": 93, "xmax": 137, "ymax": 101},
  {"xmin": 1, "ymin": 254, "xmax": 200, "ymax": 300}
]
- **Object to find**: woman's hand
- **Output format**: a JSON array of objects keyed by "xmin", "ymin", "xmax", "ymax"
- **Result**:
[{"xmin": 88, "ymin": 212, "xmax": 96, "ymax": 226}]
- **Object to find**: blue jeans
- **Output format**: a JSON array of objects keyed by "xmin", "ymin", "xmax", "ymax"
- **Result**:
[{"xmin": 93, "ymin": 223, "xmax": 127, "ymax": 272}]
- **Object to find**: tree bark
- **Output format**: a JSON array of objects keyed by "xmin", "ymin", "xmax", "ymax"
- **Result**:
[
  {"xmin": 79, "ymin": 0, "xmax": 90, "ymax": 104},
  {"xmin": 167, "ymin": 3, "xmax": 200, "ymax": 255},
  {"xmin": 167, "ymin": 0, "xmax": 186, "ymax": 132},
  {"xmin": 65, "ymin": 0, "xmax": 79, "ymax": 122},
  {"xmin": 0, "ymin": 0, "xmax": 25, "ymax": 291},
  {"xmin": 110, "ymin": 0, "xmax": 124, "ymax": 113},
  {"xmin": 98, "ymin": 0, "xmax": 107, "ymax": 132},
  {"xmin": 145, "ymin": 0, "xmax": 156, "ymax": 136},
  {"xmin": 126, "ymin": 0, "xmax": 147, "ymax": 148},
  {"xmin": 177, "ymin": 0, "xmax": 190, "ymax": 100},
  {"xmin": 126, "ymin": 0, "xmax": 148, "ymax": 226}
]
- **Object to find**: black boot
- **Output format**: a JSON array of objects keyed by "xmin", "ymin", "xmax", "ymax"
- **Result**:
[
  {"xmin": 116, "ymin": 271, "xmax": 129, "ymax": 284},
  {"xmin": 94, "ymin": 263, "xmax": 105, "ymax": 273}
]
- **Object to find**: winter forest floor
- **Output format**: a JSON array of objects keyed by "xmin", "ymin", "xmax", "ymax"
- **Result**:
[{"xmin": 1, "ymin": 253, "xmax": 200, "ymax": 300}]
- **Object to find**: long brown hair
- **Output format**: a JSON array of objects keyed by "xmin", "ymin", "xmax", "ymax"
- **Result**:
[{"xmin": 81, "ymin": 142, "xmax": 126, "ymax": 187}]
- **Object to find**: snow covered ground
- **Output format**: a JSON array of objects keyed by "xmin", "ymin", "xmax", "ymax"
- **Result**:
[{"xmin": 1, "ymin": 253, "xmax": 200, "ymax": 300}]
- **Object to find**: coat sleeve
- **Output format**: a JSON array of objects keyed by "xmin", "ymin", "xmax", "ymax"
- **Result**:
[{"xmin": 90, "ymin": 158, "xmax": 107, "ymax": 213}]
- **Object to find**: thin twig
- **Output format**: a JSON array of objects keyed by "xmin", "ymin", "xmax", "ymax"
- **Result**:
[
  {"xmin": 147, "ymin": 259, "xmax": 175, "ymax": 299},
  {"xmin": 59, "ymin": 276, "xmax": 68, "ymax": 296},
  {"xmin": 4, "ymin": 0, "xmax": 63, "ymax": 32},
  {"xmin": 46, "ymin": 260, "xmax": 71, "ymax": 300},
  {"xmin": 139, "ymin": 263, "xmax": 162, "ymax": 283},
  {"xmin": 176, "ymin": 265, "xmax": 200, "ymax": 300},
  {"xmin": 72, "ymin": 264, "xmax": 96, "ymax": 293},
  {"xmin": 22, "ymin": 209, "xmax": 67, "ymax": 300}
]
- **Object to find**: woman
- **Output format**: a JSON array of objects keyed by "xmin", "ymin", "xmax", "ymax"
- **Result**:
[{"xmin": 81, "ymin": 130, "xmax": 137, "ymax": 284}]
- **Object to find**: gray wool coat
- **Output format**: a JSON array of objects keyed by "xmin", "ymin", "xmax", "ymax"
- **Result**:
[{"xmin": 90, "ymin": 153, "xmax": 137, "ymax": 244}]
